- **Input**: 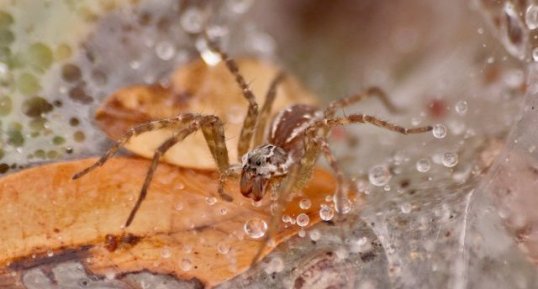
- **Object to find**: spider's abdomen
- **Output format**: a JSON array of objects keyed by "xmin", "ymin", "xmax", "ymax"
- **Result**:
[{"xmin": 269, "ymin": 104, "xmax": 322, "ymax": 151}]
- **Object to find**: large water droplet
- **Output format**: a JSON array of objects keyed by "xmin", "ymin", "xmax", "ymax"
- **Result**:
[
  {"xmin": 244, "ymin": 218, "xmax": 267, "ymax": 239},
  {"xmin": 319, "ymin": 205, "xmax": 335, "ymax": 221},
  {"xmin": 368, "ymin": 165, "xmax": 391, "ymax": 186},
  {"xmin": 526, "ymin": 5, "xmax": 538, "ymax": 29},
  {"xmin": 180, "ymin": 7, "xmax": 205, "ymax": 34},
  {"xmin": 195, "ymin": 38, "xmax": 221, "ymax": 66},
  {"xmin": 432, "ymin": 124, "xmax": 447, "ymax": 139},
  {"xmin": 296, "ymin": 213, "xmax": 310, "ymax": 227},
  {"xmin": 533, "ymin": 47, "xmax": 538, "ymax": 62},
  {"xmin": 502, "ymin": 2, "xmax": 527, "ymax": 60}
]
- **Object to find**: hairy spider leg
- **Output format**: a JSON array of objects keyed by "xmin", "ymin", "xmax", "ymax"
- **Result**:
[
  {"xmin": 295, "ymin": 115, "xmax": 433, "ymax": 218},
  {"xmin": 205, "ymin": 39, "xmax": 259, "ymax": 160},
  {"xmin": 124, "ymin": 123, "xmax": 199, "ymax": 227},
  {"xmin": 324, "ymin": 87, "xmax": 404, "ymax": 119},
  {"xmin": 72, "ymin": 114, "xmax": 197, "ymax": 180},
  {"xmin": 252, "ymin": 71, "xmax": 286, "ymax": 147},
  {"xmin": 200, "ymin": 115, "xmax": 230, "ymax": 172},
  {"xmin": 315, "ymin": 137, "xmax": 348, "ymax": 215},
  {"xmin": 312, "ymin": 114, "xmax": 433, "ymax": 135},
  {"xmin": 217, "ymin": 164, "xmax": 241, "ymax": 202},
  {"xmin": 124, "ymin": 114, "xmax": 234, "ymax": 227}
]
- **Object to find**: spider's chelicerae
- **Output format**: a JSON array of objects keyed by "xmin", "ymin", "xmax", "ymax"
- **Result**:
[{"xmin": 73, "ymin": 40, "xmax": 432, "ymax": 262}]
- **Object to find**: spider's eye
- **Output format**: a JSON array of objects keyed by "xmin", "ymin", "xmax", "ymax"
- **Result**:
[{"xmin": 256, "ymin": 160, "xmax": 262, "ymax": 166}]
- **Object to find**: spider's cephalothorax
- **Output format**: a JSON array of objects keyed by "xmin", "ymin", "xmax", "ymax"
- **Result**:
[
  {"xmin": 73, "ymin": 39, "xmax": 432, "ymax": 264},
  {"xmin": 240, "ymin": 144, "xmax": 289, "ymax": 201}
]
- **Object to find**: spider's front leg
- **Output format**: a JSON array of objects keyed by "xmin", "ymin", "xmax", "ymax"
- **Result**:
[
  {"xmin": 205, "ymin": 39, "xmax": 259, "ymax": 160},
  {"xmin": 72, "ymin": 114, "xmax": 196, "ymax": 180}
]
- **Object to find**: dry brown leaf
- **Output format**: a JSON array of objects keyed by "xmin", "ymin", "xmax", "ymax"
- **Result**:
[
  {"xmin": 95, "ymin": 57, "xmax": 318, "ymax": 169},
  {"xmin": 0, "ymin": 158, "xmax": 350, "ymax": 287}
]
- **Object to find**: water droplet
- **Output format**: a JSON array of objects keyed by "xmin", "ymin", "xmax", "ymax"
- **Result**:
[
  {"xmin": 309, "ymin": 229, "xmax": 321, "ymax": 241},
  {"xmin": 416, "ymin": 159, "xmax": 431, "ymax": 173},
  {"xmin": 400, "ymin": 203, "xmax": 412, "ymax": 214},
  {"xmin": 217, "ymin": 241, "xmax": 230, "ymax": 254},
  {"xmin": 244, "ymin": 218, "xmax": 267, "ymax": 239},
  {"xmin": 533, "ymin": 48, "xmax": 538, "ymax": 62},
  {"xmin": 298, "ymin": 229, "xmax": 306, "ymax": 238},
  {"xmin": 161, "ymin": 247, "xmax": 172, "ymax": 258},
  {"xmin": 319, "ymin": 205, "xmax": 335, "ymax": 221},
  {"xmin": 180, "ymin": 258, "xmax": 192, "ymax": 271},
  {"xmin": 195, "ymin": 38, "xmax": 221, "ymax": 66},
  {"xmin": 46, "ymin": 250, "xmax": 54, "ymax": 257},
  {"xmin": 129, "ymin": 60, "xmax": 140, "ymax": 70},
  {"xmin": 526, "ymin": 5, "xmax": 538, "ymax": 29},
  {"xmin": 454, "ymin": 100, "xmax": 468, "ymax": 115},
  {"xmin": 180, "ymin": 7, "xmax": 205, "ymax": 33},
  {"xmin": 264, "ymin": 256, "xmax": 284, "ymax": 274},
  {"xmin": 228, "ymin": 0, "xmax": 254, "ymax": 14},
  {"xmin": 155, "ymin": 41, "xmax": 175, "ymax": 61},
  {"xmin": 335, "ymin": 197, "xmax": 352, "ymax": 214},
  {"xmin": 368, "ymin": 165, "xmax": 391, "ymax": 186},
  {"xmin": 432, "ymin": 124, "xmax": 447, "ymax": 139},
  {"xmin": 174, "ymin": 202, "xmax": 184, "ymax": 211},
  {"xmin": 183, "ymin": 244, "xmax": 192, "ymax": 254},
  {"xmin": 206, "ymin": 196, "xmax": 217, "ymax": 206},
  {"xmin": 282, "ymin": 214, "xmax": 294, "ymax": 224},
  {"xmin": 503, "ymin": 2, "xmax": 528, "ymax": 59},
  {"xmin": 442, "ymin": 152, "xmax": 458, "ymax": 168},
  {"xmin": 335, "ymin": 247, "xmax": 348, "ymax": 260},
  {"xmin": 411, "ymin": 117, "xmax": 422, "ymax": 126},
  {"xmin": 299, "ymin": 198, "xmax": 311, "ymax": 210},
  {"xmin": 504, "ymin": 69, "xmax": 524, "ymax": 88},
  {"xmin": 296, "ymin": 213, "xmax": 310, "ymax": 227}
]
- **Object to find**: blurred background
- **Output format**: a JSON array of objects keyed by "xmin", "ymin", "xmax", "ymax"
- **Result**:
[{"xmin": 1, "ymin": 0, "xmax": 538, "ymax": 288}]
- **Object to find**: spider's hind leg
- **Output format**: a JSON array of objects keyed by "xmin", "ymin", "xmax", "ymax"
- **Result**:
[{"xmin": 324, "ymin": 87, "xmax": 404, "ymax": 118}]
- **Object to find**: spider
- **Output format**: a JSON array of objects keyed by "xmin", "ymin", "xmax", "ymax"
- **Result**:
[{"xmin": 73, "ymin": 40, "xmax": 432, "ymax": 263}]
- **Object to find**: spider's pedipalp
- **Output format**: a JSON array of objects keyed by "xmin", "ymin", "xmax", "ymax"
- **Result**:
[
  {"xmin": 201, "ymin": 115, "xmax": 230, "ymax": 172},
  {"xmin": 218, "ymin": 164, "xmax": 241, "ymax": 202},
  {"xmin": 250, "ymin": 162, "xmax": 301, "ymax": 266}
]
